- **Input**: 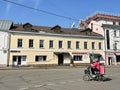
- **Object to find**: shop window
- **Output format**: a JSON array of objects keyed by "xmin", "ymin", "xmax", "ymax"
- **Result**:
[
  {"xmin": 73, "ymin": 55, "xmax": 82, "ymax": 61},
  {"xmin": 35, "ymin": 56, "xmax": 47, "ymax": 62}
]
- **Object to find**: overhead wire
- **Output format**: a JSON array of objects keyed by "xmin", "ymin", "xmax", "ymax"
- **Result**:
[{"xmin": 3, "ymin": 0, "xmax": 79, "ymax": 21}]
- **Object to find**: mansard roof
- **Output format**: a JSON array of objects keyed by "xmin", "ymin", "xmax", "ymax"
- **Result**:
[{"xmin": 10, "ymin": 23, "xmax": 103, "ymax": 37}]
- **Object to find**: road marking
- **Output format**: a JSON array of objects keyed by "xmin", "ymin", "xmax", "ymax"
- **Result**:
[
  {"xmin": 18, "ymin": 87, "xmax": 29, "ymax": 90},
  {"xmin": 34, "ymin": 84, "xmax": 43, "ymax": 88},
  {"xmin": 18, "ymin": 79, "xmax": 83, "ymax": 90},
  {"xmin": 47, "ymin": 83, "xmax": 56, "ymax": 86}
]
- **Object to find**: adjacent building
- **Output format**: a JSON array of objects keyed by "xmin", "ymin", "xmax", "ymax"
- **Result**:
[
  {"xmin": 0, "ymin": 20, "xmax": 13, "ymax": 67},
  {"xmin": 80, "ymin": 13, "xmax": 120, "ymax": 65},
  {"xmin": 8, "ymin": 23, "xmax": 105, "ymax": 66}
]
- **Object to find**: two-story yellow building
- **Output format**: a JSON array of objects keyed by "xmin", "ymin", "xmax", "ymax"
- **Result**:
[{"xmin": 8, "ymin": 23, "xmax": 105, "ymax": 66}]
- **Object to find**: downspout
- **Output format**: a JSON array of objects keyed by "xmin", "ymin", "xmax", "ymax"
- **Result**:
[{"xmin": 7, "ymin": 31, "xmax": 11, "ymax": 67}]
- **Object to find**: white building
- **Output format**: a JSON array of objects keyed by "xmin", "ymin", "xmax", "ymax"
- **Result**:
[
  {"xmin": 0, "ymin": 20, "xmax": 13, "ymax": 67},
  {"xmin": 80, "ymin": 13, "xmax": 120, "ymax": 65}
]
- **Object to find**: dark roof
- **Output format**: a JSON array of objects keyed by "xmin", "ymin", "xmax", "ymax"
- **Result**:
[{"xmin": 10, "ymin": 23, "xmax": 103, "ymax": 37}]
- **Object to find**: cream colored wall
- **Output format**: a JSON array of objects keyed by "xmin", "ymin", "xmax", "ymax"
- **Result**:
[{"xmin": 9, "ymin": 33, "xmax": 104, "ymax": 65}]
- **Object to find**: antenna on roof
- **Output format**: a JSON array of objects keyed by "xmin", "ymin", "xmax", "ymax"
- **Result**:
[{"xmin": 71, "ymin": 22, "xmax": 76, "ymax": 28}]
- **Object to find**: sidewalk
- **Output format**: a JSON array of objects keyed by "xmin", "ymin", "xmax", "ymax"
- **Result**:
[{"xmin": 0, "ymin": 65, "xmax": 120, "ymax": 70}]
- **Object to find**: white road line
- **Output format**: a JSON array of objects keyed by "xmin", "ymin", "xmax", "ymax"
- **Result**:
[
  {"xmin": 34, "ymin": 84, "xmax": 43, "ymax": 88},
  {"xmin": 47, "ymin": 83, "xmax": 56, "ymax": 86},
  {"xmin": 18, "ymin": 87, "xmax": 29, "ymax": 90},
  {"xmin": 18, "ymin": 79, "xmax": 83, "ymax": 90}
]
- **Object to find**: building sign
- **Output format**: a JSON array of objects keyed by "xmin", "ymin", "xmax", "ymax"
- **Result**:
[
  {"xmin": 10, "ymin": 50, "xmax": 20, "ymax": 53},
  {"xmin": 72, "ymin": 52, "xmax": 88, "ymax": 54}
]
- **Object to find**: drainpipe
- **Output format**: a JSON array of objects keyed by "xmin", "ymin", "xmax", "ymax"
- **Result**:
[{"xmin": 7, "ymin": 32, "xmax": 11, "ymax": 67}]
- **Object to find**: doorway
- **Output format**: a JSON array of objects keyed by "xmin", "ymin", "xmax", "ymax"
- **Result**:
[
  {"xmin": 108, "ymin": 57, "xmax": 113, "ymax": 65},
  {"xmin": 13, "ymin": 56, "xmax": 26, "ymax": 66},
  {"xmin": 116, "ymin": 55, "xmax": 120, "ymax": 62},
  {"xmin": 58, "ymin": 54, "xmax": 64, "ymax": 65}
]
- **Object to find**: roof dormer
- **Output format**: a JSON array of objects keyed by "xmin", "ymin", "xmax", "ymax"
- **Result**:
[
  {"xmin": 23, "ymin": 22, "xmax": 32, "ymax": 30},
  {"xmin": 51, "ymin": 25, "xmax": 62, "ymax": 33}
]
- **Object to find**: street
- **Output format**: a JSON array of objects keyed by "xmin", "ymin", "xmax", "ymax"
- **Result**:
[{"xmin": 0, "ymin": 67, "xmax": 120, "ymax": 90}]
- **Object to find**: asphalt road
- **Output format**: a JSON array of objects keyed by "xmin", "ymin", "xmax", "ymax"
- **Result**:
[{"xmin": 0, "ymin": 67, "xmax": 120, "ymax": 90}]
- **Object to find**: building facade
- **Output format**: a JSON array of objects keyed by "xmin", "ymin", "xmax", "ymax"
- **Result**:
[
  {"xmin": 103, "ymin": 24, "xmax": 120, "ymax": 65},
  {"xmin": 0, "ymin": 20, "xmax": 12, "ymax": 67},
  {"xmin": 80, "ymin": 13, "xmax": 120, "ymax": 65},
  {"xmin": 8, "ymin": 23, "xmax": 105, "ymax": 66}
]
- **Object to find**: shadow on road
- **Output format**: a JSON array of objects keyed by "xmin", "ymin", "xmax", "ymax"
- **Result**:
[{"xmin": 104, "ymin": 77, "xmax": 112, "ymax": 82}]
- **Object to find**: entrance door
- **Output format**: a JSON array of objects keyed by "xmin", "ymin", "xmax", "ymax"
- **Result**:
[
  {"xmin": 13, "ymin": 56, "xmax": 26, "ymax": 66},
  {"xmin": 116, "ymin": 55, "xmax": 120, "ymax": 62},
  {"xmin": 58, "ymin": 54, "xmax": 64, "ymax": 65},
  {"xmin": 18, "ymin": 56, "xmax": 21, "ymax": 65},
  {"xmin": 108, "ymin": 57, "xmax": 112, "ymax": 65}
]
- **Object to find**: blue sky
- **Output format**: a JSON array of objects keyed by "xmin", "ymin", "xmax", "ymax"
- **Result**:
[{"xmin": 0, "ymin": 0, "xmax": 120, "ymax": 28}]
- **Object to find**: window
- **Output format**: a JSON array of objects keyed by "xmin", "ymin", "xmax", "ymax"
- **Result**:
[
  {"xmin": 84, "ymin": 42, "xmax": 87, "ymax": 49},
  {"xmin": 29, "ymin": 39, "xmax": 33, "ymax": 48},
  {"xmin": 49, "ymin": 40, "xmax": 53, "ymax": 48},
  {"xmin": 73, "ymin": 55, "xmax": 82, "ymax": 61},
  {"xmin": 76, "ymin": 41, "xmax": 80, "ymax": 49},
  {"xmin": 114, "ymin": 42, "xmax": 117, "ymax": 50},
  {"xmin": 35, "ymin": 56, "xmax": 47, "ymax": 62},
  {"xmin": 92, "ymin": 42, "xmax": 95, "ymax": 49},
  {"xmin": 59, "ymin": 41, "xmax": 62, "ymax": 48},
  {"xmin": 67, "ymin": 41, "xmax": 71, "ymax": 49},
  {"xmin": 113, "ymin": 21, "xmax": 116, "ymax": 25},
  {"xmin": 119, "ymin": 22, "xmax": 120, "ymax": 25},
  {"xmin": 99, "ymin": 42, "xmax": 102, "ymax": 50},
  {"xmin": 39, "ymin": 40, "xmax": 44, "ymax": 48},
  {"xmin": 119, "ymin": 30, "xmax": 120, "ymax": 37},
  {"xmin": 114, "ymin": 30, "xmax": 117, "ymax": 37},
  {"xmin": 17, "ymin": 39, "xmax": 22, "ymax": 47},
  {"xmin": 106, "ymin": 30, "xmax": 110, "ymax": 49}
]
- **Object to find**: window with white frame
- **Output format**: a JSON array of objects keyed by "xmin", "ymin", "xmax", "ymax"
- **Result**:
[
  {"xmin": 67, "ymin": 41, "xmax": 71, "ymax": 49},
  {"xmin": 39, "ymin": 40, "xmax": 44, "ymax": 48},
  {"xmin": 92, "ymin": 42, "xmax": 95, "ymax": 49},
  {"xmin": 99, "ymin": 42, "xmax": 102, "ymax": 50},
  {"xmin": 59, "ymin": 40, "xmax": 62, "ymax": 48},
  {"xmin": 49, "ymin": 40, "xmax": 53, "ymax": 48},
  {"xmin": 76, "ymin": 41, "xmax": 80, "ymax": 49},
  {"xmin": 17, "ymin": 39, "xmax": 22, "ymax": 47},
  {"xmin": 119, "ymin": 30, "xmax": 120, "ymax": 37},
  {"xmin": 114, "ymin": 30, "xmax": 117, "ymax": 37},
  {"xmin": 29, "ymin": 39, "xmax": 33, "ymax": 48},
  {"xmin": 113, "ymin": 42, "xmax": 117, "ymax": 50},
  {"xmin": 84, "ymin": 42, "xmax": 88, "ymax": 49}
]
